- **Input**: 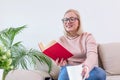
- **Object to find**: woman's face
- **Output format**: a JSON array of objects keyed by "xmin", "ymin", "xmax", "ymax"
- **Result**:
[{"xmin": 62, "ymin": 12, "xmax": 79, "ymax": 33}]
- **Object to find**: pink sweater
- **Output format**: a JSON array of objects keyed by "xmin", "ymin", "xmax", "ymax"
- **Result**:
[{"xmin": 58, "ymin": 32, "xmax": 98, "ymax": 71}]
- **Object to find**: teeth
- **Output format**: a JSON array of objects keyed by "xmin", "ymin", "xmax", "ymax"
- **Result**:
[
  {"xmin": 67, "ymin": 26, "xmax": 72, "ymax": 28},
  {"xmin": 69, "ymin": 25, "xmax": 72, "ymax": 27},
  {"xmin": 66, "ymin": 25, "xmax": 73, "ymax": 28}
]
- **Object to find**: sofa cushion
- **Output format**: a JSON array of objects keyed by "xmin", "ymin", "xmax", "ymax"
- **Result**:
[
  {"xmin": 107, "ymin": 75, "xmax": 120, "ymax": 80},
  {"xmin": 5, "ymin": 70, "xmax": 50, "ymax": 80},
  {"xmin": 35, "ymin": 59, "xmax": 60, "ymax": 80},
  {"xmin": 49, "ymin": 61, "xmax": 60, "ymax": 79},
  {"xmin": 98, "ymin": 43, "xmax": 120, "ymax": 75}
]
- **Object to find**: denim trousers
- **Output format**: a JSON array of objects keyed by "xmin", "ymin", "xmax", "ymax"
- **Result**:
[{"xmin": 58, "ymin": 66, "xmax": 106, "ymax": 80}]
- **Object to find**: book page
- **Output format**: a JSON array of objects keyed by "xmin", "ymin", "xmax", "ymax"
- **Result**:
[
  {"xmin": 67, "ymin": 65, "xmax": 83, "ymax": 80},
  {"xmin": 38, "ymin": 40, "xmax": 56, "ymax": 51}
]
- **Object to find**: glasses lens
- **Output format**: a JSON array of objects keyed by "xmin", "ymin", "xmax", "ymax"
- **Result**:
[
  {"xmin": 70, "ymin": 17, "xmax": 76, "ymax": 22},
  {"xmin": 62, "ymin": 17, "xmax": 78, "ymax": 23},
  {"xmin": 62, "ymin": 18, "xmax": 68, "ymax": 22}
]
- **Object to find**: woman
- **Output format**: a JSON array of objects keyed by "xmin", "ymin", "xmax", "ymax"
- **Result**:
[{"xmin": 56, "ymin": 9, "xmax": 106, "ymax": 80}]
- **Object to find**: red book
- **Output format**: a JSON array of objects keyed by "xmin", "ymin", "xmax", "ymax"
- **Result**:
[{"xmin": 38, "ymin": 40, "xmax": 73, "ymax": 62}]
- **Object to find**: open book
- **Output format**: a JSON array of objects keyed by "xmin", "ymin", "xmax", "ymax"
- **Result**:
[{"xmin": 38, "ymin": 40, "xmax": 73, "ymax": 62}]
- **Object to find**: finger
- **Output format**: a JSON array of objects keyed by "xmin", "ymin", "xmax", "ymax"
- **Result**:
[
  {"xmin": 63, "ymin": 60, "xmax": 67, "ymax": 65},
  {"xmin": 61, "ymin": 58, "xmax": 64, "ymax": 62},
  {"xmin": 60, "ymin": 58, "xmax": 64, "ymax": 63},
  {"xmin": 81, "ymin": 66, "xmax": 88, "ymax": 78},
  {"xmin": 86, "ymin": 74, "xmax": 89, "ymax": 79},
  {"xmin": 55, "ymin": 58, "xmax": 59, "ymax": 62},
  {"xmin": 83, "ymin": 67, "xmax": 89, "ymax": 79},
  {"xmin": 55, "ymin": 58, "xmax": 59, "ymax": 65},
  {"xmin": 81, "ymin": 67, "xmax": 86, "ymax": 76},
  {"xmin": 59, "ymin": 58, "xmax": 64, "ymax": 65}
]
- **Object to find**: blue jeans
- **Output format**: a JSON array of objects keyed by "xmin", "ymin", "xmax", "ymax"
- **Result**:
[{"xmin": 58, "ymin": 66, "xmax": 106, "ymax": 80}]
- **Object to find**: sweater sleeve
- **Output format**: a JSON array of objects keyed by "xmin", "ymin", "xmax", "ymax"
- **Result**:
[{"xmin": 83, "ymin": 33, "xmax": 98, "ymax": 72}]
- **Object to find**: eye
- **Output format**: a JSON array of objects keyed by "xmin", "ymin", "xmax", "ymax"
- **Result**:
[{"xmin": 70, "ymin": 18, "xmax": 75, "ymax": 21}]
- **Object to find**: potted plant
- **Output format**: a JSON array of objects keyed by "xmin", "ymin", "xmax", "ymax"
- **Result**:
[
  {"xmin": 0, "ymin": 25, "xmax": 52, "ymax": 80},
  {"xmin": 0, "ymin": 45, "xmax": 13, "ymax": 80}
]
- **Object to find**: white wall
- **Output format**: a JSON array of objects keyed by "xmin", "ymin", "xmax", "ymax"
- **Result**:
[{"xmin": 0, "ymin": 0, "xmax": 120, "ymax": 50}]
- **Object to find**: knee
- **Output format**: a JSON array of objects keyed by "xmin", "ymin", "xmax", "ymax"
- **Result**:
[
  {"xmin": 88, "ymin": 67, "xmax": 106, "ymax": 80},
  {"xmin": 97, "ymin": 71, "xmax": 106, "ymax": 79},
  {"xmin": 94, "ymin": 67, "xmax": 106, "ymax": 80}
]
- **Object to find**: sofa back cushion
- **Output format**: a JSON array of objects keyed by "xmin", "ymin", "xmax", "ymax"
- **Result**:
[{"xmin": 98, "ymin": 43, "xmax": 120, "ymax": 75}]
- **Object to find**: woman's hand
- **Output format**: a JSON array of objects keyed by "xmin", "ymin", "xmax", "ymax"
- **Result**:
[
  {"xmin": 55, "ymin": 58, "xmax": 67, "ymax": 66},
  {"xmin": 81, "ymin": 65, "xmax": 89, "ymax": 80}
]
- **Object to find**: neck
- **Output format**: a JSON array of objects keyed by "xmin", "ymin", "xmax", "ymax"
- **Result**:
[
  {"xmin": 67, "ymin": 31, "xmax": 78, "ymax": 37},
  {"xmin": 66, "ymin": 34, "xmax": 79, "ymax": 40}
]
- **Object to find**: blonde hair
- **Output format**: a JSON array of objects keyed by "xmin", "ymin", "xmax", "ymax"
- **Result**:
[{"xmin": 63, "ymin": 9, "xmax": 83, "ymax": 36}]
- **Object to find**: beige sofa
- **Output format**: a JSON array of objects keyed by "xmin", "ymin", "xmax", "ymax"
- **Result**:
[
  {"xmin": 98, "ymin": 43, "xmax": 120, "ymax": 80},
  {"xmin": 5, "ymin": 43, "xmax": 120, "ymax": 80}
]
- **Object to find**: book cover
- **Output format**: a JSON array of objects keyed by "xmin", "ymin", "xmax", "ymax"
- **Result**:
[{"xmin": 38, "ymin": 40, "xmax": 73, "ymax": 62}]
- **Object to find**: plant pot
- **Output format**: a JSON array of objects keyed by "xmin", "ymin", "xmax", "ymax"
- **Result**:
[{"xmin": 0, "ymin": 69, "xmax": 4, "ymax": 80}]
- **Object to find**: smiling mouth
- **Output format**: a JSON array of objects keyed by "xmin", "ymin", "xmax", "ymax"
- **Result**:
[{"xmin": 67, "ymin": 25, "xmax": 73, "ymax": 28}]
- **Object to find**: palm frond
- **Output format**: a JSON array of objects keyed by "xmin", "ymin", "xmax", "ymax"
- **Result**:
[
  {"xmin": 11, "ymin": 44, "xmax": 52, "ymax": 72},
  {"xmin": 11, "ymin": 45, "xmax": 27, "ymax": 69},
  {"xmin": 0, "ymin": 34, "xmax": 10, "ymax": 48},
  {"xmin": 28, "ymin": 49, "xmax": 52, "ymax": 72},
  {"xmin": 7, "ymin": 25, "xmax": 26, "ymax": 44},
  {"xmin": 0, "ymin": 25, "xmax": 26, "ymax": 49}
]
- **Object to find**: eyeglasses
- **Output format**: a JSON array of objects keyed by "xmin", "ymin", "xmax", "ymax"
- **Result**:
[{"xmin": 62, "ymin": 17, "xmax": 78, "ymax": 23}]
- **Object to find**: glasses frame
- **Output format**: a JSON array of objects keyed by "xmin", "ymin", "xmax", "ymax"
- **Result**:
[{"xmin": 62, "ymin": 17, "xmax": 79, "ymax": 23}]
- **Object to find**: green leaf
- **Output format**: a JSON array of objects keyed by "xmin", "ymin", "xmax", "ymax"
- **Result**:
[
  {"xmin": 0, "ymin": 25, "xmax": 52, "ymax": 80},
  {"xmin": 0, "ymin": 25, "xmax": 26, "ymax": 50}
]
